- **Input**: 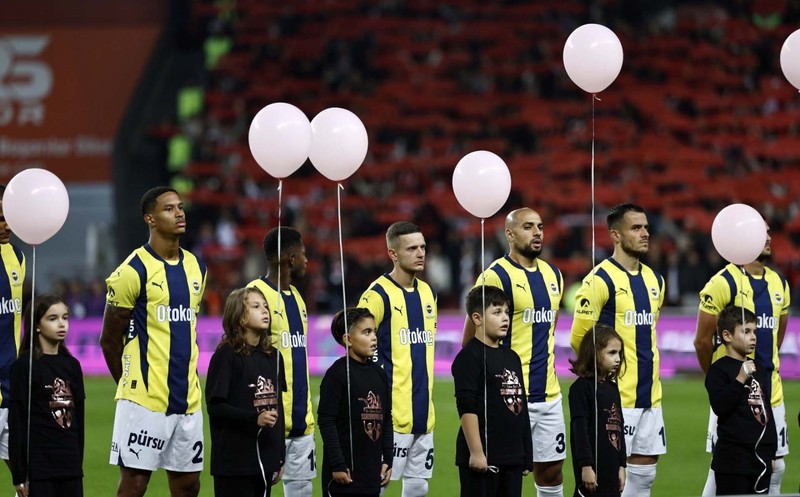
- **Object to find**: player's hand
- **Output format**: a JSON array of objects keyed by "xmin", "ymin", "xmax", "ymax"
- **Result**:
[
  {"xmin": 581, "ymin": 466, "xmax": 597, "ymax": 494},
  {"xmin": 380, "ymin": 463, "xmax": 392, "ymax": 486},
  {"xmin": 469, "ymin": 453, "xmax": 489, "ymax": 473},
  {"xmin": 271, "ymin": 464, "xmax": 284, "ymax": 485},
  {"xmin": 257, "ymin": 409, "xmax": 278, "ymax": 428},
  {"xmin": 522, "ymin": 468, "xmax": 531, "ymax": 476},
  {"xmin": 737, "ymin": 360, "xmax": 756, "ymax": 383},
  {"xmin": 618, "ymin": 467, "xmax": 626, "ymax": 493},
  {"xmin": 333, "ymin": 469, "xmax": 352, "ymax": 484},
  {"xmin": 15, "ymin": 482, "xmax": 28, "ymax": 497}
]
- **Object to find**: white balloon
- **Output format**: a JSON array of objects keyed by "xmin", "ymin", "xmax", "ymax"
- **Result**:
[
  {"xmin": 452, "ymin": 151, "xmax": 511, "ymax": 219},
  {"xmin": 309, "ymin": 108, "xmax": 368, "ymax": 182},
  {"xmin": 563, "ymin": 23, "xmax": 624, "ymax": 93},
  {"xmin": 248, "ymin": 102, "xmax": 312, "ymax": 179},
  {"xmin": 781, "ymin": 29, "xmax": 800, "ymax": 90},
  {"xmin": 711, "ymin": 204, "xmax": 767, "ymax": 265},
  {"xmin": 3, "ymin": 168, "xmax": 69, "ymax": 245}
]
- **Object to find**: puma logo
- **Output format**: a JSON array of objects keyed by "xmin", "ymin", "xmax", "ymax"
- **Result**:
[
  {"xmin": 130, "ymin": 447, "xmax": 142, "ymax": 459},
  {"xmin": 515, "ymin": 283, "xmax": 527, "ymax": 291},
  {"xmin": 151, "ymin": 281, "xmax": 164, "ymax": 291},
  {"xmin": 394, "ymin": 306, "xmax": 403, "ymax": 315},
  {"xmin": 617, "ymin": 288, "xmax": 628, "ymax": 295}
]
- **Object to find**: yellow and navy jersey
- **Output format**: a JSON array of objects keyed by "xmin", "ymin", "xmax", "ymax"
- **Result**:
[
  {"xmin": 106, "ymin": 244, "xmax": 206, "ymax": 414},
  {"xmin": 699, "ymin": 263, "xmax": 789, "ymax": 407},
  {"xmin": 358, "ymin": 274, "xmax": 436, "ymax": 434},
  {"xmin": 572, "ymin": 258, "xmax": 665, "ymax": 409},
  {"xmin": 474, "ymin": 256, "xmax": 563, "ymax": 402},
  {"xmin": 248, "ymin": 277, "xmax": 314, "ymax": 437},
  {"xmin": 0, "ymin": 243, "xmax": 24, "ymax": 408}
]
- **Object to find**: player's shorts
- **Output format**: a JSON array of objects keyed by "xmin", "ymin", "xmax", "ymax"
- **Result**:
[
  {"xmin": 390, "ymin": 432, "xmax": 434, "ymax": 480},
  {"xmin": 282, "ymin": 433, "xmax": 317, "ymax": 480},
  {"xmin": 109, "ymin": 399, "xmax": 204, "ymax": 472},
  {"xmin": 528, "ymin": 394, "xmax": 567, "ymax": 463},
  {"xmin": 622, "ymin": 407, "xmax": 667, "ymax": 457},
  {"xmin": 707, "ymin": 403, "xmax": 790, "ymax": 457},
  {"xmin": 0, "ymin": 408, "xmax": 8, "ymax": 460}
]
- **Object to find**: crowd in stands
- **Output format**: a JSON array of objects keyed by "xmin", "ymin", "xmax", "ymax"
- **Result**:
[{"xmin": 150, "ymin": 0, "xmax": 800, "ymax": 314}]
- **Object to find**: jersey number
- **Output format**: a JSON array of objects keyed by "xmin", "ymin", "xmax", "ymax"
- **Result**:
[
  {"xmin": 780, "ymin": 427, "xmax": 787, "ymax": 447},
  {"xmin": 191, "ymin": 441, "xmax": 203, "ymax": 464},
  {"xmin": 658, "ymin": 427, "xmax": 666, "ymax": 447},
  {"xmin": 424, "ymin": 448, "xmax": 434, "ymax": 470},
  {"xmin": 555, "ymin": 433, "xmax": 566, "ymax": 454},
  {"xmin": 308, "ymin": 449, "xmax": 316, "ymax": 471}
]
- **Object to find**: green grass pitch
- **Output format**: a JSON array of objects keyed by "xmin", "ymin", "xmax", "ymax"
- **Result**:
[{"xmin": 1, "ymin": 376, "xmax": 798, "ymax": 496}]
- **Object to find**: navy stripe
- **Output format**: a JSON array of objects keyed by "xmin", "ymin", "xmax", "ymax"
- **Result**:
[
  {"xmin": 10, "ymin": 245, "xmax": 23, "ymax": 265},
  {"xmin": 283, "ymin": 291, "xmax": 309, "ymax": 437},
  {"xmin": 371, "ymin": 285, "xmax": 393, "ymax": 389},
  {"xmin": 630, "ymin": 273, "xmax": 654, "ymax": 408},
  {"xmin": 0, "ymin": 251, "xmax": 15, "ymax": 408},
  {"xmin": 721, "ymin": 270, "xmax": 737, "ymax": 304},
  {"xmin": 595, "ymin": 268, "xmax": 615, "ymax": 327},
  {"xmin": 165, "ymin": 256, "xmax": 191, "ymax": 415},
  {"xmin": 491, "ymin": 265, "xmax": 514, "ymax": 349},
  {"xmin": 527, "ymin": 270, "xmax": 551, "ymax": 402},
  {"xmin": 404, "ymin": 287, "xmax": 429, "ymax": 434},
  {"xmin": 127, "ymin": 256, "xmax": 149, "ymax": 392},
  {"xmin": 750, "ymin": 275, "xmax": 775, "ymax": 401}
]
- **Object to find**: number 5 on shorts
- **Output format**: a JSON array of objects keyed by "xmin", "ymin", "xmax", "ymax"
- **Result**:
[{"xmin": 424, "ymin": 448, "xmax": 434, "ymax": 470}]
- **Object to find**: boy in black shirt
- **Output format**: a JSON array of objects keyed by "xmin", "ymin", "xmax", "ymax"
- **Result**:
[
  {"xmin": 705, "ymin": 305, "xmax": 776, "ymax": 495},
  {"xmin": 452, "ymin": 286, "xmax": 533, "ymax": 497},
  {"xmin": 318, "ymin": 308, "xmax": 393, "ymax": 497}
]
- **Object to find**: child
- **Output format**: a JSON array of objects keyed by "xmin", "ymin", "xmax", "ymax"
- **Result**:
[
  {"xmin": 452, "ymin": 286, "xmax": 532, "ymax": 497},
  {"xmin": 318, "ymin": 307, "xmax": 393, "ymax": 497},
  {"xmin": 568, "ymin": 324, "xmax": 627, "ymax": 497},
  {"xmin": 9, "ymin": 294, "xmax": 85, "ymax": 497},
  {"xmin": 705, "ymin": 305, "xmax": 776, "ymax": 495},
  {"xmin": 206, "ymin": 287, "xmax": 286, "ymax": 497}
]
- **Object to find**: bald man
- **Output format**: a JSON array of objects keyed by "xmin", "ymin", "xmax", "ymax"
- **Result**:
[{"xmin": 461, "ymin": 208, "xmax": 565, "ymax": 497}]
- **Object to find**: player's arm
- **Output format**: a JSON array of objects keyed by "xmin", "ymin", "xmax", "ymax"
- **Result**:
[
  {"xmin": 694, "ymin": 310, "xmax": 717, "ymax": 374},
  {"xmin": 778, "ymin": 314, "xmax": 788, "ymax": 349},
  {"xmin": 570, "ymin": 276, "xmax": 606, "ymax": 353},
  {"xmin": 99, "ymin": 304, "xmax": 132, "ymax": 383}
]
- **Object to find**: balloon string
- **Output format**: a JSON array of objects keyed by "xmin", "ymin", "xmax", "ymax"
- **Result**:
[
  {"xmin": 590, "ymin": 93, "xmax": 599, "ymax": 472},
  {"xmin": 336, "ymin": 182, "xmax": 354, "ymax": 471},
  {"xmin": 26, "ymin": 244, "xmax": 36, "ymax": 486},
  {"xmin": 276, "ymin": 180, "xmax": 284, "ymax": 406}
]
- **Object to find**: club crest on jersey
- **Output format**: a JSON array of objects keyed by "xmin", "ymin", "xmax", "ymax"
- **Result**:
[
  {"xmin": 649, "ymin": 286, "xmax": 659, "ymax": 300},
  {"xmin": 496, "ymin": 369, "xmax": 524, "ymax": 415},
  {"xmin": 10, "ymin": 270, "xmax": 20, "ymax": 285},
  {"xmin": 774, "ymin": 292, "xmax": 783, "ymax": 304},
  {"xmin": 191, "ymin": 280, "xmax": 201, "ymax": 294},
  {"xmin": 425, "ymin": 303, "xmax": 434, "ymax": 316},
  {"xmin": 549, "ymin": 281, "xmax": 558, "ymax": 294}
]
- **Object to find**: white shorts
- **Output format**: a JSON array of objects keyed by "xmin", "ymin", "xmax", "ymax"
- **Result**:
[
  {"xmin": 0, "ymin": 408, "xmax": 8, "ymax": 460},
  {"xmin": 528, "ymin": 394, "xmax": 567, "ymax": 463},
  {"xmin": 109, "ymin": 399, "xmax": 204, "ymax": 472},
  {"xmin": 283, "ymin": 433, "xmax": 317, "ymax": 480},
  {"xmin": 707, "ymin": 403, "xmax": 790, "ymax": 457},
  {"xmin": 622, "ymin": 407, "xmax": 667, "ymax": 457},
  {"xmin": 390, "ymin": 432, "xmax": 434, "ymax": 480}
]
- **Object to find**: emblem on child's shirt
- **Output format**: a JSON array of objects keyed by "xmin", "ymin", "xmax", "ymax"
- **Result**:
[
  {"xmin": 358, "ymin": 391, "xmax": 384, "ymax": 442},
  {"xmin": 747, "ymin": 381, "xmax": 767, "ymax": 426},
  {"xmin": 605, "ymin": 402, "xmax": 623, "ymax": 451},
  {"xmin": 46, "ymin": 377, "xmax": 74, "ymax": 429},
  {"xmin": 250, "ymin": 376, "xmax": 278, "ymax": 411},
  {"xmin": 496, "ymin": 369, "xmax": 524, "ymax": 415}
]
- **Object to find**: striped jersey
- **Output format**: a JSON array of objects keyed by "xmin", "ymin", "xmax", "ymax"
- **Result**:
[
  {"xmin": 0, "ymin": 243, "xmax": 24, "ymax": 408},
  {"xmin": 358, "ymin": 274, "xmax": 436, "ymax": 434},
  {"xmin": 105, "ymin": 244, "xmax": 206, "ymax": 414},
  {"xmin": 474, "ymin": 256, "xmax": 563, "ymax": 402},
  {"xmin": 572, "ymin": 258, "xmax": 665, "ymax": 409},
  {"xmin": 699, "ymin": 263, "xmax": 789, "ymax": 406},
  {"xmin": 248, "ymin": 277, "xmax": 314, "ymax": 437}
]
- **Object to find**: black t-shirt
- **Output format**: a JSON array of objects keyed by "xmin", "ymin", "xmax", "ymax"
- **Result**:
[
  {"xmin": 318, "ymin": 356, "xmax": 393, "ymax": 495},
  {"xmin": 451, "ymin": 338, "xmax": 533, "ymax": 469},
  {"xmin": 9, "ymin": 352, "xmax": 85, "ymax": 485},
  {"xmin": 706, "ymin": 355, "xmax": 777, "ymax": 475},
  {"xmin": 205, "ymin": 343, "xmax": 286, "ymax": 476},
  {"xmin": 568, "ymin": 377, "xmax": 626, "ymax": 497}
]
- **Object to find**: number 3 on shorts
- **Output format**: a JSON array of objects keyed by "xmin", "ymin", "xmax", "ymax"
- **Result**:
[{"xmin": 555, "ymin": 433, "xmax": 566, "ymax": 454}]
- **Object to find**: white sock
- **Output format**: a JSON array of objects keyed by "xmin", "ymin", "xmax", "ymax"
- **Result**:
[
  {"xmin": 401, "ymin": 477, "xmax": 428, "ymax": 497},
  {"xmin": 283, "ymin": 479, "xmax": 312, "ymax": 497},
  {"xmin": 535, "ymin": 483, "xmax": 564, "ymax": 497},
  {"xmin": 769, "ymin": 458, "xmax": 785, "ymax": 495},
  {"xmin": 701, "ymin": 466, "xmax": 716, "ymax": 497},
  {"xmin": 621, "ymin": 463, "xmax": 656, "ymax": 497}
]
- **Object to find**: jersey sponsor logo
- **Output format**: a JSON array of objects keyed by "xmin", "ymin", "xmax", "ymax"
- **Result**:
[
  {"xmin": 399, "ymin": 327, "xmax": 434, "ymax": 345},
  {"xmin": 128, "ymin": 429, "xmax": 166, "ymax": 451},
  {"xmin": 521, "ymin": 307, "xmax": 556, "ymax": 324},
  {"xmin": 108, "ymin": 286, "xmax": 116, "ymax": 299},
  {"xmin": 624, "ymin": 424, "xmax": 636, "ymax": 436},
  {"xmin": 624, "ymin": 309, "xmax": 654, "ymax": 326},
  {"xmin": 392, "ymin": 442, "xmax": 409, "ymax": 458},
  {"xmin": 155, "ymin": 304, "xmax": 195, "ymax": 323},
  {"xmin": 756, "ymin": 313, "xmax": 778, "ymax": 331},
  {"xmin": 0, "ymin": 296, "xmax": 21, "ymax": 314},
  {"xmin": 700, "ymin": 294, "xmax": 714, "ymax": 311},
  {"xmin": 150, "ymin": 280, "xmax": 164, "ymax": 291},
  {"xmin": 575, "ymin": 298, "xmax": 593, "ymax": 317},
  {"xmin": 616, "ymin": 287, "xmax": 629, "ymax": 296},
  {"xmin": 515, "ymin": 282, "xmax": 527, "ymax": 291},
  {"xmin": 496, "ymin": 369, "xmax": 524, "ymax": 415},
  {"xmin": 393, "ymin": 305, "xmax": 403, "ymax": 315},
  {"xmin": 279, "ymin": 330, "xmax": 307, "ymax": 349}
]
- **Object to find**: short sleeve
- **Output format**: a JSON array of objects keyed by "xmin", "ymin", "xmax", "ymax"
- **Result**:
[
  {"xmin": 358, "ymin": 289, "xmax": 385, "ymax": 325},
  {"xmin": 473, "ymin": 268, "xmax": 503, "ymax": 290},
  {"xmin": 573, "ymin": 271, "xmax": 610, "ymax": 321},
  {"xmin": 105, "ymin": 264, "xmax": 141, "ymax": 310},
  {"xmin": 698, "ymin": 274, "xmax": 729, "ymax": 316}
]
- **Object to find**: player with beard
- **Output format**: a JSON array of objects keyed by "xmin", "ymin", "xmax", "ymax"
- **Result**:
[
  {"xmin": 570, "ymin": 203, "xmax": 665, "ymax": 497},
  {"xmin": 461, "ymin": 208, "xmax": 564, "ymax": 497},
  {"xmin": 694, "ymin": 223, "xmax": 789, "ymax": 496}
]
